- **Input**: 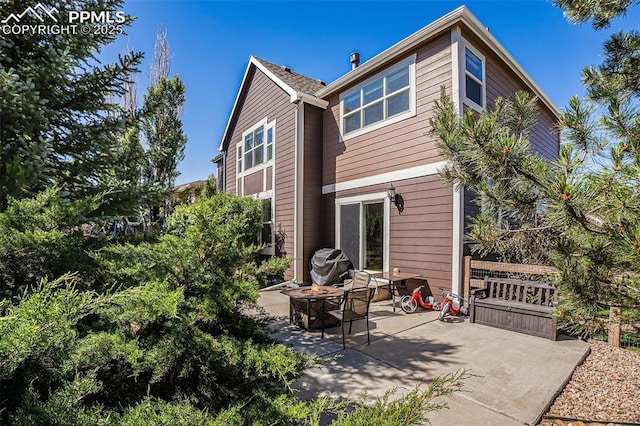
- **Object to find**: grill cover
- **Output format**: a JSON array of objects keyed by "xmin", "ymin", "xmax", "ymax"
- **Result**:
[{"xmin": 309, "ymin": 248, "xmax": 351, "ymax": 285}]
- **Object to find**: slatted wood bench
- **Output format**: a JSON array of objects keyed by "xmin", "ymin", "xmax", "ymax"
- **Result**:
[{"xmin": 470, "ymin": 277, "xmax": 559, "ymax": 340}]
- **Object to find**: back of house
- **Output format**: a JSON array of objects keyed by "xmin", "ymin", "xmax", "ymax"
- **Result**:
[{"xmin": 214, "ymin": 6, "xmax": 559, "ymax": 297}]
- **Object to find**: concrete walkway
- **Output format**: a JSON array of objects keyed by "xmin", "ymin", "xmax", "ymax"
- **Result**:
[{"xmin": 257, "ymin": 288, "xmax": 589, "ymax": 426}]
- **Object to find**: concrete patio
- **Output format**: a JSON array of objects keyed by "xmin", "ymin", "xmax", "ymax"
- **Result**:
[{"xmin": 257, "ymin": 287, "xmax": 590, "ymax": 426}]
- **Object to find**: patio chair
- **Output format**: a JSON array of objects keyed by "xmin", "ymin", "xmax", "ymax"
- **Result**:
[
  {"xmin": 326, "ymin": 286, "xmax": 376, "ymax": 348},
  {"xmin": 341, "ymin": 270, "xmax": 371, "ymax": 290}
]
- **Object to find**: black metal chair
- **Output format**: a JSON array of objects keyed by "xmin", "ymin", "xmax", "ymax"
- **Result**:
[{"xmin": 327, "ymin": 286, "xmax": 376, "ymax": 348}]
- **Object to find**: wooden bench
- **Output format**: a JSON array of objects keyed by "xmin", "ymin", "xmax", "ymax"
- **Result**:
[{"xmin": 470, "ymin": 277, "xmax": 559, "ymax": 340}]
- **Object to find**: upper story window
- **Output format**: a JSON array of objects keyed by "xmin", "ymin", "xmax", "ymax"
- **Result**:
[
  {"xmin": 340, "ymin": 55, "xmax": 416, "ymax": 140},
  {"xmin": 462, "ymin": 42, "xmax": 485, "ymax": 111},
  {"xmin": 237, "ymin": 118, "xmax": 275, "ymax": 174}
]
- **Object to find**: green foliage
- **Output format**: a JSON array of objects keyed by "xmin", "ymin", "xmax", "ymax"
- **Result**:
[
  {"xmin": 432, "ymin": 0, "xmax": 640, "ymax": 336},
  {"xmin": 0, "ymin": 193, "xmax": 303, "ymax": 424},
  {"xmin": 0, "ymin": 275, "xmax": 96, "ymax": 380},
  {"xmin": 0, "ymin": 0, "xmax": 143, "ymax": 214},
  {"xmin": 202, "ymin": 175, "xmax": 218, "ymax": 199},
  {"xmin": 141, "ymin": 75, "xmax": 188, "ymax": 227},
  {"xmin": 432, "ymin": 86, "xmax": 640, "ymax": 335},
  {"xmin": 553, "ymin": 0, "xmax": 634, "ymax": 29},
  {"xmin": 0, "ymin": 189, "xmax": 464, "ymax": 424},
  {"xmin": 141, "ymin": 76, "xmax": 187, "ymax": 190},
  {"xmin": 0, "ymin": 189, "xmax": 104, "ymax": 302}
]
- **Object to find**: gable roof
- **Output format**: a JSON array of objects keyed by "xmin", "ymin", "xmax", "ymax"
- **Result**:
[
  {"xmin": 254, "ymin": 57, "xmax": 326, "ymax": 95},
  {"xmin": 218, "ymin": 56, "xmax": 328, "ymax": 152},
  {"xmin": 315, "ymin": 6, "xmax": 559, "ymax": 118}
]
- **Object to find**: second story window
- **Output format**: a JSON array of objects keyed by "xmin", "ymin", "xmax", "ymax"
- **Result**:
[
  {"xmin": 244, "ymin": 126, "xmax": 263, "ymax": 170},
  {"xmin": 462, "ymin": 43, "xmax": 485, "ymax": 111},
  {"xmin": 237, "ymin": 119, "xmax": 275, "ymax": 173},
  {"xmin": 340, "ymin": 55, "xmax": 416, "ymax": 140}
]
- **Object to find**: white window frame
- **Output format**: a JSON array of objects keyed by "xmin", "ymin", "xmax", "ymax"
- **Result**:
[
  {"xmin": 236, "ymin": 118, "xmax": 276, "ymax": 178},
  {"xmin": 339, "ymin": 55, "xmax": 417, "ymax": 141},
  {"xmin": 335, "ymin": 192, "xmax": 391, "ymax": 273},
  {"xmin": 251, "ymin": 190, "xmax": 275, "ymax": 255},
  {"xmin": 461, "ymin": 40, "xmax": 486, "ymax": 112}
]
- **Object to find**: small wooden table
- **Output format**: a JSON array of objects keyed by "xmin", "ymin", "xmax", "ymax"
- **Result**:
[
  {"xmin": 371, "ymin": 272, "xmax": 423, "ymax": 312},
  {"xmin": 281, "ymin": 286, "xmax": 345, "ymax": 332}
]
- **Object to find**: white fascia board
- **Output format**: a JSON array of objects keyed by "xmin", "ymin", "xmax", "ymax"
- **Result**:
[
  {"xmin": 218, "ymin": 58, "xmax": 254, "ymax": 152},
  {"xmin": 322, "ymin": 161, "xmax": 447, "ymax": 194},
  {"xmin": 297, "ymin": 92, "xmax": 328, "ymax": 109},
  {"xmin": 252, "ymin": 56, "xmax": 299, "ymax": 100},
  {"xmin": 253, "ymin": 58, "xmax": 328, "ymax": 109},
  {"xmin": 316, "ymin": 6, "xmax": 559, "ymax": 119}
]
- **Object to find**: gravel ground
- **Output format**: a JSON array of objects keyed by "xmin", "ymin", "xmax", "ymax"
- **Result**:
[{"xmin": 543, "ymin": 340, "xmax": 640, "ymax": 424}]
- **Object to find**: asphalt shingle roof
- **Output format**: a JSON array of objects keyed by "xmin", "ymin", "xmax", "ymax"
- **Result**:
[{"xmin": 253, "ymin": 57, "xmax": 326, "ymax": 95}]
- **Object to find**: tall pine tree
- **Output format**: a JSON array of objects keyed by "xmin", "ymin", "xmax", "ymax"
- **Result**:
[
  {"xmin": 0, "ymin": 0, "xmax": 143, "ymax": 213},
  {"xmin": 432, "ymin": 0, "xmax": 640, "ymax": 334}
]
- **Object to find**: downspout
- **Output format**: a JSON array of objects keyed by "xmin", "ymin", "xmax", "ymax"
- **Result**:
[{"xmin": 222, "ymin": 150, "xmax": 227, "ymax": 192}]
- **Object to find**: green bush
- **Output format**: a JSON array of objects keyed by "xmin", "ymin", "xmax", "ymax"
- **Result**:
[
  {"xmin": 0, "ymin": 189, "xmax": 104, "ymax": 303},
  {"xmin": 0, "ymin": 191, "xmax": 463, "ymax": 424}
]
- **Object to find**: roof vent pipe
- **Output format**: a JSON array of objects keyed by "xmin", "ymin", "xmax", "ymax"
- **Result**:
[{"xmin": 350, "ymin": 52, "xmax": 360, "ymax": 70}]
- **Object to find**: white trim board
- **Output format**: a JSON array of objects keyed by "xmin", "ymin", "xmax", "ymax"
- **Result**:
[{"xmin": 322, "ymin": 161, "xmax": 447, "ymax": 194}]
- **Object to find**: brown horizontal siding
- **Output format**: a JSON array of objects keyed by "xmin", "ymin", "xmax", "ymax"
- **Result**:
[
  {"xmin": 265, "ymin": 167, "xmax": 273, "ymax": 190},
  {"xmin": 389, "ymin": 174, "xmax": 453, "ymax": 294},
  {"xmin": 461, "ymin": 26, "xmax": 559, "ymax": 160},
  {"xmin": 531, "ymin": 108, "xmax": 559, "ymax": 159},
  {"xmin": 244, "ymin": 170, "xmax": 263, "ymax": 196},
  {"xmin": 221, "ymin": 66, "xmax": 296, "ymax": 280},
  {"xmin": 333, "ymin": 174, "xmax": 453, "ymax": 293},
  {"xmin": 319, "ymin": 194, "xmax": 335, "ymax": 248},
  {"xmin": 323, "ymin": 33, "xmax": 453, "ymax": 186}
]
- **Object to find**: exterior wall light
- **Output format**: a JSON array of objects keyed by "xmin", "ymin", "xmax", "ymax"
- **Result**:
[{"xmin": 387, "ymin": 183, "xmax": 404, "ymax": 213}]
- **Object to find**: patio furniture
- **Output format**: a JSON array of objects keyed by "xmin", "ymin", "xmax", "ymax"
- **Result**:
[
  {"xmin": 282, "ymin": 285, "xmax": 344, "ymax": 331},
  {"xmin": 341, "ymin": 270, "xmax": 371, "ymax": 290},
  {"xmin": 470, "ymin": 277, "xmax": 559, "ymax": 340},
  {"xmin": 371, "ymin": 271, "xmax": 423, "ymax": 312},
  {"xmin": 327, "ymin": 286, "xmax": 376, "ymax": 348}
]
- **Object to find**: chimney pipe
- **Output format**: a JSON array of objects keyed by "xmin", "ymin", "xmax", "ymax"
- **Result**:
[{"xmin": 350, "ymin": 52, "xmax": 360, "ymax": 70}]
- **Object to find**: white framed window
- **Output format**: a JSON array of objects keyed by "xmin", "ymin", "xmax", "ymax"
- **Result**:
[
  {"xmin": 260, "ymin": 197, "xmax": 273, "ymax": 254},
  {"xmin": 237, "ymin": 118, "xmax": 275, "ymax": 175},
  {"xmin": 335, "ymin": 193, "xmax": 390, "ymax": 272},
  {"xmin": 462, "ymin": 42, "xmax": 485, "ymax": 112},
  {"xmin": 250, "ymin": 191, "xmax": 274, "ymax": 255},
  {"xmin": 339, "ymin": 55, "xmax": 416, "ymax": 141}
]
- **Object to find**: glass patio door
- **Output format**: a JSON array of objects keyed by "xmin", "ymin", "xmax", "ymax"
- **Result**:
[{"xmin": 338, "ymin": 201, "xmax": 385, "ymax": 271}]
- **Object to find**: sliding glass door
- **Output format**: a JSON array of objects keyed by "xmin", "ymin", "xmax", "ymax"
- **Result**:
[{"xmin": 338, "ymin": 198, "xmax": 386, "ymax": 272}]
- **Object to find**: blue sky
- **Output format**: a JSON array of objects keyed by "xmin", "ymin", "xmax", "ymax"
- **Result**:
[{"xmin": 104, "ymin": 0, "xmax": 640, "ymax": 185}]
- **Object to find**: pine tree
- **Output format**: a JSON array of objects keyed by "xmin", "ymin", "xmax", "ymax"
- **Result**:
[
  {"xmin": 0, "ymin": 0, "xmax": 143, "ymax": 213},
  {"xmin": 431, "ymin": 0, "xmax": 640, "ymax": 335}
]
